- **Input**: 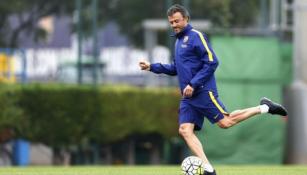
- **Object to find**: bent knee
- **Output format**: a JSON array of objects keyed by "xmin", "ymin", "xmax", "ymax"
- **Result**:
[
  {"xmin": 217, "ymin": 118, "xmax": 235, "ymax": 129},
  {"xmin": 217, "ymin": 122, "xmax": 231, "ymax": 129}
]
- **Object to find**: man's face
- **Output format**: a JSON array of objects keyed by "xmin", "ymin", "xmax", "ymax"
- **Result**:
[{"xmin": 168, "ymin": 12, "xmax": 188, "ymax": 34}]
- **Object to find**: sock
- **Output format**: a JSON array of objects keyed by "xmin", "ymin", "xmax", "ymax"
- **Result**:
[
  {"xmin": 204, "ymin": 163, "xmax": 214, "ymax": 173},
  {"xmin": 259, "ymin": 104, "xmax": 269, "ymax": 114}
]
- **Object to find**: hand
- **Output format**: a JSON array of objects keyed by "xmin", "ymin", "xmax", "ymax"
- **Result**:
[
  {"xmin": 183, "ymin": 84, "xmax": 194, "ymax": 98},
  {"xmin": 139, "ymin": 60, "xmax": 150, "ymax": 71}
]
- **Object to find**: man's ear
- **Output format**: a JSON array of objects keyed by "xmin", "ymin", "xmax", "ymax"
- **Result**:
[{"xmin": 184, "ymin": 16, "xmax": 189, "ymax": 22}]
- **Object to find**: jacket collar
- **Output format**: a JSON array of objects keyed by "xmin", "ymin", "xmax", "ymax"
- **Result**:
[{"xmin": 171, "ymin": 24, "xmax": 193, "ymax": 38}]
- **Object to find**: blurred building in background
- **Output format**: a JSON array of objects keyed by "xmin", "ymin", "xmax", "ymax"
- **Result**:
[{"xmin": 1, "ymin": 15, "xmax": 171, "ymax": 86}]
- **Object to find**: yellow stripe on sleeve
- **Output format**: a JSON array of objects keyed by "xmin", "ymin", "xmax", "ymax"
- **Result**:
[
  {"xmin": 192, "ymin": 29, "xmax": 213, "ymax": 62},
  {"xmin": 209, "ymin": 91, "xmax": 227, "ymax": 114}
]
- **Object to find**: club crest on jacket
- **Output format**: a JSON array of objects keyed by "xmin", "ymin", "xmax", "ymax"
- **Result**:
[{"xmin": 183, "ymin": 36, "xmax": 189, "ymax": 43}]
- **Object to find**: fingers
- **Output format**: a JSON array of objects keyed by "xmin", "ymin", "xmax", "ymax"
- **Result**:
[
  {"xmin": 139, "ymin": 60, "xmax": 150, "ymax": 71},
  {"xmin": 183, "ymin": 85, "xmax": 194, "ymax": 97},
  {"xmin": 139, "ymin": 61, "xmax": 147, "ymax": 67},
  {"xmin": 183, "ymin": 89, "xmax": 192, "ymax": 97},
  {"xmin": 139, "ymin": 62, "xmax": 148, "ymax": 70}
]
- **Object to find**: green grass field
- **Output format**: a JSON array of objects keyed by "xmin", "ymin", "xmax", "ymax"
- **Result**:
[{"xmin": 0, "ymin": 166, "xmax": 307, "ymax": 175}]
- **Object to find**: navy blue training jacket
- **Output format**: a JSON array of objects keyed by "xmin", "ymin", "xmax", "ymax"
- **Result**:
[{"xmin": 150, "ymin": 24, "xmax": 219, "ymax": 95}]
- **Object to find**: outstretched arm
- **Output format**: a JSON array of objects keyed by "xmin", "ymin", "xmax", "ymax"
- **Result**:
[{"xmin": 139, "ymin": 59, "xmax": 177, "ymax": 76}]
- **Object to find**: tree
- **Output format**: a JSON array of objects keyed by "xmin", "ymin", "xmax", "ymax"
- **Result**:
[
  {"xmin": 0, "ymin": 0, "xmax": 75, "ymax": 48},
  {"xmin": 0, "ymin": 0, "xmax": 260, "ymax": 48},
  {"xmin": 110, "ymin": 0, "xmax": 260, "ymax": 46}
]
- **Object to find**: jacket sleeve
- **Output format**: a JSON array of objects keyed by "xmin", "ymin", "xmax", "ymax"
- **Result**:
[
  {"xmin": 149, "ymin": 60, "xmax": 177, "ymax": 76},
  {"xmin": 189, "ymin": 33, "xmax": 218, "ymax": 88}
]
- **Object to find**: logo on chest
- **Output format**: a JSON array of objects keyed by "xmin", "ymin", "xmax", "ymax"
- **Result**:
[
  {"xmin": 183, "ymin": 36, "xmax": 189, "ymax": 43},
  {"xmin": 181, "ymin": 36, "xmax": 189, "ymax": 48}
]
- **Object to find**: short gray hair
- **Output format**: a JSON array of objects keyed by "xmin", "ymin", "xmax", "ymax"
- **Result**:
[{"xmin": 167, "ymin": 4, "xmax": 190, "ymax": 21}]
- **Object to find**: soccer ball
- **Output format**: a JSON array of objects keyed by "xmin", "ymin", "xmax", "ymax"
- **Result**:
[{"xmin": 181, "ymin": 156, "xmax": 205, "ymax": 175}]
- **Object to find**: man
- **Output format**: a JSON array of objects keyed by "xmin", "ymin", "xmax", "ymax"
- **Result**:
[{"xmin": 139, "ymin": 4, "xmax": 287, "ymax": 175}]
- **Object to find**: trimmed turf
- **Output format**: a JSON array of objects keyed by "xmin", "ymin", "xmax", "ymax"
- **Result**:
[{"xmin": 0, "ymin": 165, "xmax": 307, "ymax": 175}]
